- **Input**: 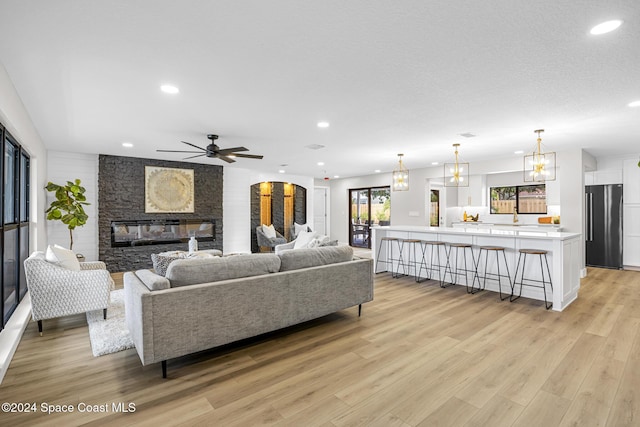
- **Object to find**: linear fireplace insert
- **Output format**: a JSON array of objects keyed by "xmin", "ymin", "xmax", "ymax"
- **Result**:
[{"xmin": 110, "ymin": 219, "xmax": 215, "ymax": 247}]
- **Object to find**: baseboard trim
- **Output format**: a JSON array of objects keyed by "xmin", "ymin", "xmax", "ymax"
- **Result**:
[{"xmin": 0, "ymin": 293, "xmax": 31, "ymax": 384}]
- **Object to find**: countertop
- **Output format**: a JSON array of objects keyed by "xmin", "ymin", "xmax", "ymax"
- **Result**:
[{"xmin": 372, "ymin": 225, "xmax": 581, "ymax": 241}]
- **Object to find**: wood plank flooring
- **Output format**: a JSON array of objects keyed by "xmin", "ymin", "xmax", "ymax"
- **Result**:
[{"xmin": 1, "ymin": 266, "xmax": 640, "ymax": 426}]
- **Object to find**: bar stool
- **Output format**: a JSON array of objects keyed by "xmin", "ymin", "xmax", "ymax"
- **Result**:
[
  {"xmin": 443, "ymin": 243, "xmax": 477, "ymax": 292},
  {"xmin": 375, "ymin": 237, "xmax": 405, "ymax": 278},
  {"xmin": 511, "ymin": 249, "xmax": 553, "ymax": 309},
  {"xmin": 471, "ymin": 246, "xmax": 511, "ymax": 301},
  {"xmin": 416, "ymin": 241, "xmax": 447, "ymax": 285},
  {"xmin": 401, "ymin": 239, "xmax": 423, "ymax": 281}
]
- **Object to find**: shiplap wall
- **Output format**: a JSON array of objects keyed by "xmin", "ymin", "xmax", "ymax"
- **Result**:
[{"xmin": 46, "ymin": 152, "xmax": 99, "ymax": 260}]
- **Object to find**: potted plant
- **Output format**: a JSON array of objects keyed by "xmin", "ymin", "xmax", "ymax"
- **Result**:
[{"xmin": 45, "ymin": 179, "xmax": 90, "ymax": 250}]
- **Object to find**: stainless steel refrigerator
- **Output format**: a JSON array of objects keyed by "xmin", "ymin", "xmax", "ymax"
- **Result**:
[{"xmin": 585, "ymin": 184, "xmax": 623, "ymax": 269}]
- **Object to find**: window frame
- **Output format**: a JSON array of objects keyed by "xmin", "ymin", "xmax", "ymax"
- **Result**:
[{"xmin": 490, "ymin": 184, "xmax": 547, "ymax": 215}]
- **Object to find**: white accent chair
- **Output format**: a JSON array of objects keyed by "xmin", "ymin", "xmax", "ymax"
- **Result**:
[{"xmin": 24, "ymin": 251, "xmax": 114, "ymax": 335}]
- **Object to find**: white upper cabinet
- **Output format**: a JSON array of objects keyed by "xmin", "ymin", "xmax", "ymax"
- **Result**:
[{"xmin": 457, "ymin": 174, "xmax": 486, "ymax": 207}]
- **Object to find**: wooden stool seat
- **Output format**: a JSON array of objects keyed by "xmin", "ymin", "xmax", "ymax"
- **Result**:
[
  {"xmin": 519, "ymin": 249, "xmax": 548, "ymax": 255},
  {"xmin": 480, "ymin": 246, "xmax": 506, "ymax": 251}
]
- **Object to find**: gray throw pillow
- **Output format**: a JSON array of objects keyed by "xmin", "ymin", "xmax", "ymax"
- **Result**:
[
  {"xmin": 151, "ymin": 253, "xmax": 181, "ymax": 276},
  {"xmin": 319, "ymin": 239, "xmax": 338, "ymax": 247}
]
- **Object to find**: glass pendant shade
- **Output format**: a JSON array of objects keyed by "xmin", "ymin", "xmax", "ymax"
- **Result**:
[
  {"xmin": 524, "ymin": 129, "xmax": 556, "ymax": 182},
  {"xmin": 444, "ymin": 143, "xmax": 469, "ymax": 187},
  {"xmin": 392, "ymin": 154, "xmax": 409, "ymax": 191}
]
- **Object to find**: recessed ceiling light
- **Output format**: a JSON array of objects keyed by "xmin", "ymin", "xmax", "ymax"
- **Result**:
[
  {"xmin": 305, "ymin": 144, "xmax": 325, "ymax": 150},
  {"xmin": 431, "ymin": 162, "xmax": 439, "ymax": 165},
  {"xmin": 375, "ymin": 169, "xmax": 381, "ymax": 173},
  {"xmin": 122, "ymin": 142, "xmax": 133, "ymax": 148},
  {"xmin": 317, "ymin": 121, "xmax": 330, "ymax": 128},
  {"xmin": 160, "ymin": 84, "xmax": 179, "ymax": 94},
  {"xmin": 459, "ymin": 133, "xmax": 476, "ymax": 138},
  {"xmin": 514, "ymin": 150, "xmax": 524, "ymax": 154},
  {"xmin": 628, "ymin": 100, "xmax": 640, "ymax": 107},
  {"xmin": 590, "ymin": 20, "xmax": 622, "ymax": 35},
  {"xmin": 278, "ymin": 169, "xmax": 285, "ymax": 174},
  {"xmin": 317, "ymin": 161, "xmax": 325, "ymax": 166},
  {"xmin": 334, "ymin": 175, "xmax": 340, "ymax": 178}
]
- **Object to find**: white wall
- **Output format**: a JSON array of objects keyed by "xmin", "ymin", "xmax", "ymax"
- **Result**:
[
  {"xmin": 46, "ymin": 152, "xmax": 99, "ymax": 259},
  {"xmin": 0, "ymin": 62, "xmax": 48, "ymax": 383},
  {"xmin": 0, "ymin": 63, "xmax": 48, "ymax": 252}
]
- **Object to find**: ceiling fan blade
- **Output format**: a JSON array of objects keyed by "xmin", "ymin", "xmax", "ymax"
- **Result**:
[
  {"xmin": 183, "ymin": 154, "xmax": 206, "ymax": 160},
  {"xmin": 181, "ymin": 141, "xmax": 206, "ymax": 151},
  {"xmin": 157, "ymin": 149, "xmax": 203, "ymax": 153},
  {"xmin": 217, "ymin": 146, "xmax": 249, "ymax": 154},
  {"xmin": 232, "ymin": 153, "xmax": 264, "ymax": 159},
  {"xmin": 217, "ymin": 154, "xmax": 236, "ymax": 163}
]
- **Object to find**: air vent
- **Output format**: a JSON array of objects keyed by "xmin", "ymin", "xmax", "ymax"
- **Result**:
[{"xmin": 305, "ymin": 144, "xmax": 325, "ymax": 150}]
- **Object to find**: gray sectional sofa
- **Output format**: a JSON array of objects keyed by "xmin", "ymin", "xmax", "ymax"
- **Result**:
[{"xmin": 123, "ymin": 245, "xmax": 373, "ymax": 377}]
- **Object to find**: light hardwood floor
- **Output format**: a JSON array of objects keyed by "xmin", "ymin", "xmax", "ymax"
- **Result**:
[{"xmin": 1, "ymin": 265, "xmax": 639, "ymax": 426}]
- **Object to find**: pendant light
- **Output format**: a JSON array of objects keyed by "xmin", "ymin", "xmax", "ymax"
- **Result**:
[
  {"xmin": 392, "ymin": 154, "xmax": 409, "ymax": 191},
  {"xmin": 524, "ymin": 129, "xmax": 556, "ymax": 182},
  {"xmin": 444, "ymin": 143, "xmax": 469, "ymax": 187}
]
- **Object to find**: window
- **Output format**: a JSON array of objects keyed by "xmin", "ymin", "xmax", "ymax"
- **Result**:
[
  {"xmin": 1, "ymin": 127, "xmax": 30, "ymax": 330},
  {"xmin": 490, "ymin": 184, "xmax": 546, "ymax": 214}
]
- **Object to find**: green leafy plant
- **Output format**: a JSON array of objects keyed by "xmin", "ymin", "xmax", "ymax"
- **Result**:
[{"xmin": 45, "ymin": 179, "xmax": 90, "ymax": 250}]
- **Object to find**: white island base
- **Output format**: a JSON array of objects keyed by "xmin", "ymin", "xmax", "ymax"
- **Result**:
[{"xmin": 371, "ymin": 226, "xmax": 582, "ymax": 311}]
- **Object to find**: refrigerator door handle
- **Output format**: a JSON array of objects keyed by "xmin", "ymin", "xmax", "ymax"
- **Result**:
[
  {"xmin": 589, "ymin": 193, "xmax": 593, "ymax": 241},
  {"xmin": 585, "ymin": 193, "xmax": 589, "ymax": 241}
]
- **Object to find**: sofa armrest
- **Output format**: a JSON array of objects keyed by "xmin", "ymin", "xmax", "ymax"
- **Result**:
[
  {"xmin": 124, "ymin": 272, "xmax": 155, "ymax": 365},
  {"xmin": 80, "ymin": 261, "xmax": 107, "ymax": 270}
]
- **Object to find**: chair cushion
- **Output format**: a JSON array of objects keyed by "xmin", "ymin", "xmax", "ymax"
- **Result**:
[
  {"xmin": 262, "ymin": 224, "xmax": 277, "ymax": 239},
  {"xmin": 45, "ymin": 244, "xmax": 81, "ymax": 271}
]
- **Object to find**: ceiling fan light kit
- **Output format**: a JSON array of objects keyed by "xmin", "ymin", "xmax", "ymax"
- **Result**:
[{"xmin": 157, "ymin": 134, "xmax": 264, "ymax": 163}]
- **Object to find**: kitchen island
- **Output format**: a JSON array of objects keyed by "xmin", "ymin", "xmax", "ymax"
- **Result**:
[{"xmin": 371, "ymin": 225, "xmax": 582, "ymax": 311}]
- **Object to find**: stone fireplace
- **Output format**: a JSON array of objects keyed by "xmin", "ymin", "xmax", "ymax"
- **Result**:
[{"xmin": 98, "ymin": 155, "xmax": 223, "ymax": 272}]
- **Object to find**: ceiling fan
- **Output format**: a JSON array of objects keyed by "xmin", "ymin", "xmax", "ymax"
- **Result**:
[{"xmin": 157, "ymin": 134, "xmax": 264, "ymax": 163}]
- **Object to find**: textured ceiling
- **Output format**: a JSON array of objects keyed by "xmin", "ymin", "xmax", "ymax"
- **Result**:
[{"xmin": 0, "ymin": 0, "xmax": 638, "ymax": 178}]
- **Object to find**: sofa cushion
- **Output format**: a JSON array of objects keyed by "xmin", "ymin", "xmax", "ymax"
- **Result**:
[
  {"xmin": 134, "ymin": 269, "xmax": 171, "ymax": 291},
  {"xmin": 166, "ymin": 253, "xmax": 281, "ymax": 288},
  {"xmin": 279, "ymin": 245, "xmax": 354, "ymax": 272}
]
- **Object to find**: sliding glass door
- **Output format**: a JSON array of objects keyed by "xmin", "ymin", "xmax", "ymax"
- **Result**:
[{"xmin": 349, "ymin": 186, "xmax": 390, "ymax": 248}]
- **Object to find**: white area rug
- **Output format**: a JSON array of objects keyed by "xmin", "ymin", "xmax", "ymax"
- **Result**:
[{"xmin": 86, "ymin": 289, "xmax": 134, "ymax": 357}]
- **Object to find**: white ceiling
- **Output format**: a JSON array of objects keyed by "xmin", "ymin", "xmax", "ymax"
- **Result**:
[{"xmin": 0, "ymin": 1, "xmax": 638, "ymax": 179}]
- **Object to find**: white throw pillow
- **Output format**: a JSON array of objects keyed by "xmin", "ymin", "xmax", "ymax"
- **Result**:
[
  {"xmin": 294, "ymin": 230, "xmax": 319, "ymax": 249},
  {"xmin": 262, "ymin": 224, "xmax": 277, "ymax": 239},
  {"xmin": 45, "ymin": 244, "xmax": 81, "ymax": 271},
  {"xmin": 294, "ymin": 222, "xmax": 309, "ymax": 236}
]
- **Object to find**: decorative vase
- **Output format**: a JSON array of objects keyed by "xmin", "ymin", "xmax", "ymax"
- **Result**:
[{"xmin": 188, "ymin": 236, "xmax": 198, "ymax": 253}]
